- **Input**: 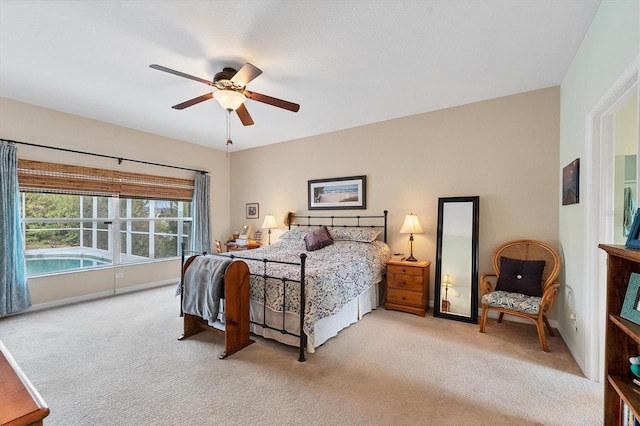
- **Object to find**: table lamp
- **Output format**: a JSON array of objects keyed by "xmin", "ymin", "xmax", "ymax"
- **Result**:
[
  {"xmin": 442, "ymin": 274, "xmax": 454, "ymax": 312},
  {"xmin": 399, "ymin": 213, "xmax": 423, "ymax": 262},
  {"xmin": 261, "ymin": 214, "xmax": 278, "ymax": 245}
]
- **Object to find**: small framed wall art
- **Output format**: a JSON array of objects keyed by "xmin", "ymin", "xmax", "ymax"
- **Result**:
[
  {"xmin": 246, "ymin": 203, "xmax": 259, "ymax": 219},
  {"xmin": 562, "ymin": 159, "xmax": 580, "ymax": 206}
]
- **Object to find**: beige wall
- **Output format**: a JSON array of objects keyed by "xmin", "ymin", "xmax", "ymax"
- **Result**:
[
  {"xmin": 230, "ymin": 87, "xmax": 561, "ymax": 307},
  {"xmin": 1, "ymin": 88, "xmax": 560, "ymax": 314},
  {"xmin": 0, "ymin": 97, "xmax": 230, "ymax": 307}
]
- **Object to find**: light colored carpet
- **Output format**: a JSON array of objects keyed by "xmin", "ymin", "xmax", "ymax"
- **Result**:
[{"xmin": 0, "ymin": 285, "xmax": 602, "ymax": 425}]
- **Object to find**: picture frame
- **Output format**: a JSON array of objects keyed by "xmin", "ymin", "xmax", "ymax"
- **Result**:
[
  {"xmin": 246, "ymin": 203, "xmax": 259, "ymax": 219},
  {"xmin": 626, "ymin": 208, "xmax": 640, "ymax": 249},
  {"xmin": 621, "ymin": 272, "xmax": 640, "ymax": 325},
  {"xmin": 239, "ymin": 225, "xmax": 252, "ymax": 240},
  {"xmin": 308, "ymin": 175, "xmax": 366, "ymax": 210},
  {"xmin": 562, "ymin": 158, "xmax": 580, "ymax": 205}
]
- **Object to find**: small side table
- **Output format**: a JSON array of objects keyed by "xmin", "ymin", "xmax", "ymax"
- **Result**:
[
  {"xmin": 385, "ymin": 259, "xmax": 430, "ymax": 316},
  {"xmin": 225, "ymin": 242, "xmax": 261, "ymax": 252}
]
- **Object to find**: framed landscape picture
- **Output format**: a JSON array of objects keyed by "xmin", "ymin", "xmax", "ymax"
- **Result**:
[{"xmin": 308, "ymin": 175, "xmax": 366, "ymax": 210}]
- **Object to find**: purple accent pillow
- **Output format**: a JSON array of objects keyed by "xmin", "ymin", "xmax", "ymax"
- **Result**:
[
  {"xmin": 495, "ymin": 256, "xmax": 546, "ymax": 297},
  {"xmin": 304, "ymin": 226, "xmax": 334, "ymax": 251}
]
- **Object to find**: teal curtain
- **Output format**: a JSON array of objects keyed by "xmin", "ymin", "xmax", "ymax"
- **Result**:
[
  {"xmin": 1, "ymin": 141, "xmax": 31, "ymax": 315},
  {"xmin": 189, "ymin": 172, "xmax": 211, "ymax": 254}
]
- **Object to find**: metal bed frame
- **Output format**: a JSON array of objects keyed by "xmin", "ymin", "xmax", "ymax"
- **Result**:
[
  {"xmin": 179, "ymin": 210, "xmax": 388, "ymax": 362},
  {"xmin": 286, "ymin": 210, "xmax": 388, "ymax": 243}
]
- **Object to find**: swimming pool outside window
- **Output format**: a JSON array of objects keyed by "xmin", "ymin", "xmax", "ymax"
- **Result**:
[
  {"xmin": 21, "ymin": 193, "xmax": 191, "ymax": 276},
  {"xmin": 17, "ymin": 159, "xmax": 195, "ymax": 276}
]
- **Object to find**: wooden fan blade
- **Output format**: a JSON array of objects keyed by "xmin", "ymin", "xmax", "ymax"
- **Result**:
[
  {"xmin": 230, "ymin": 63, "xmax": 262, "ymax": 88},
  {"xmin": 236, "ymin": 103, "xmax": 254, "ymax": 126},
  {"xmin": 149, "ymin": 64, "xmax": 213, "ymax": 86},
  {"xmin": 244, "ymin": 91, "xmax": 300, "ymax": 112},
  {"xmin": 172, "ymin": 93, "xmax": 213, "ymax": 110}
]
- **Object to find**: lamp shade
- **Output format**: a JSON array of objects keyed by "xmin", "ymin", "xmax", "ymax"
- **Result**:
[
  {"xmin": 213, "ymin": 90, "xmax": 246, "ymax": 110},
  {"xmin": 261, "ymin": 214, "xmax": 278, "ymax": 229},
  {"xmin": 442, "ymin": 274, "xmax": 454, "ymax": 287},
  {"xmin": 399, "ymin": 213, "xmax": 424, "ymax": 234}
]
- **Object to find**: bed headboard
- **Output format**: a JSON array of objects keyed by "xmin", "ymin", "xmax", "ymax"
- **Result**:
[{"xmin": 287, "ymin": 210, "xmax": 388, "ymax": 243}]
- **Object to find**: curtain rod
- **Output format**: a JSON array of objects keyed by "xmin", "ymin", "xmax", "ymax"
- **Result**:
[{"xmin": 2, "ymin": 138, "xmax": 207, "ymax": 174}]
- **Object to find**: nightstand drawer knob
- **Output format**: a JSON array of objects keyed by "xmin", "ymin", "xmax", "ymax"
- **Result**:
[{"xmin": 402, "ymin": 269, "xmax": 406, "ymax": 272}]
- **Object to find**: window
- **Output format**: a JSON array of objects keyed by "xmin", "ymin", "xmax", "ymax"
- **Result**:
[
  {"xmin": 18, "ymin": 159, "xmax": 194, "ymax": 276},
  {"xmin": 21, "ymin": 194, "xmax": 192, "ymax": 276},
  {"xmin": 118, "ymin": 198, "xmax": 191, "ymax": 263}
]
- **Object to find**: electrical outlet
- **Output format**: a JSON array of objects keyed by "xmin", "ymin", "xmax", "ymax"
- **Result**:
[
  {"xmin": 115, "ymin": 273, "xmax": 124, "ymax": 278},
  {"xmin": 570, "ymin": 312, "xmax": 578, "ymax": 332},
  {"xmin": 454, "ymin": 291, "xmax": 460, "ymax": 297}
]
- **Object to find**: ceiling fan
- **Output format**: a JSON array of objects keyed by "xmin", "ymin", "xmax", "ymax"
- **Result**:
[{"xmin": 149, "ymin": 63, "xmax": 300, "ymax": 127}]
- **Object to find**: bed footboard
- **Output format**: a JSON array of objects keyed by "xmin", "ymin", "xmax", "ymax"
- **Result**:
[
  {"xmin": 180, "ymin": 244, "xmax": 308, "ymax": 362},
  {"xmin": 179, "ymin": 258, "xmax": 254, "ymax": 359}
]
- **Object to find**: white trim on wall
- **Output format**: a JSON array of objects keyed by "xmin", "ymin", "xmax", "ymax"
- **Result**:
[{"xmin": 584, "ymin": 57, "xmax": 639, "ymax": 382}]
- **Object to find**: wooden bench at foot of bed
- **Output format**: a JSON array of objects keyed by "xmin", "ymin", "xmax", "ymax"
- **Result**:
[{"xmin": 178, "ymin": 258, "xmax": 254, "ymax": 359}]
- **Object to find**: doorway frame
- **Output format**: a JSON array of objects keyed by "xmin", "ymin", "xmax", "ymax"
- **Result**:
[{"xmin": 585, "ymin": 57, "xmax": 639, "ymax": 382}]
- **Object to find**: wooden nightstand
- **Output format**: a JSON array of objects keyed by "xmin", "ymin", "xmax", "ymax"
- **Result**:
[
  {"xmin": 225, "ymin": 242, "xmax": 261, "ymax": 252},
  {"xmin": 385, "ymin": 260, "xmax": 430, "ymax": 316}
]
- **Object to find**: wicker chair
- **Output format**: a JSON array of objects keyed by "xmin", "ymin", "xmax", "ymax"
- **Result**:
[{"xmin": 479, "ymin": 239, "xmax": 561, "ymax": 351}]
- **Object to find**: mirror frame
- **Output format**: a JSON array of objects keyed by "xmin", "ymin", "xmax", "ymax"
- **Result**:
[{"xmin": 433, "ymin": 196, "xmax": 479, "ymax": 323}]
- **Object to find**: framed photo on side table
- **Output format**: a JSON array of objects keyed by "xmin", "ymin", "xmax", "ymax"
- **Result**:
[
  {"xmin": 246, "ymin": 203, "xmax": 259, "ymax": 219},
  {"xmin": 621, "ymin": 272, "xmax": 640, "ymax": 326},
  {"xmin": 239, "ymin": 225, "xmax": 252, "ymax": 240}
]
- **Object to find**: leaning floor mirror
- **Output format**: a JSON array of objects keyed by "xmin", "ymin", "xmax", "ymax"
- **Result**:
[{"xmin": 433, "ymin": 196, "xmax": 479, "ymax": 323}]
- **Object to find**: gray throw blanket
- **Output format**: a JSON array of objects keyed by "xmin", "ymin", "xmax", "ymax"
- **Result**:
[{"xmin": 181, "ymin": 256, "xmax": 233, "ymax": 326}]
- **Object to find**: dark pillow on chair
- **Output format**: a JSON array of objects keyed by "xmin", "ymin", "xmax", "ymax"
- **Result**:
[
  {"xmin": 495, "ymin": 256, "xmax": 546, "ymax": 297},
  {"xmin": 304, "ymin": 226, "xmax": 334, "ymax": 251}
]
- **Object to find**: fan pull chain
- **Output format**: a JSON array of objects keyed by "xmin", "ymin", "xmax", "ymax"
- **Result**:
[{"xmin": 225, "ymin": 109, "xmax": 233, "ymax": 158}]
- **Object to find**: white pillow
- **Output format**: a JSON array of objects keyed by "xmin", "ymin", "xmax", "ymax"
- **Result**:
[
  {"xmin": 329, "ymin": 227, "xmax": 382, "ymax": 243},
  {"xmin": 279, "ymin": 227, "xmax": 312, "ymax": 240}
]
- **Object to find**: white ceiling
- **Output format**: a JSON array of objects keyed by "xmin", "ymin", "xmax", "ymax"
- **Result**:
[{"xmin": 0, "ymin": 0, "xmax": 600, "ymax": 152}]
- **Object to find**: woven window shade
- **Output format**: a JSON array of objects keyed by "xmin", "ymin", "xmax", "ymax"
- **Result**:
[
  {"xmin": 18, "ymin": 159, "xmax": 194, "ymax": 201},
  {"xmin": 118, "ymin": 170, "xmax": 194, "ymax": 201}
]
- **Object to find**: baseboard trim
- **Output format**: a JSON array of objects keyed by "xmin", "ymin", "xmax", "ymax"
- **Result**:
[
  {"xmin": 115, "ymin": 279, "xmax": 176, "ymax": 295},
  {"xmin": 481, "ymin": 309, "xmax": 560, "ymax": 330},
  {"xmin": 23, "ymin": 280, "xmax": 177, "ymax": 314}
]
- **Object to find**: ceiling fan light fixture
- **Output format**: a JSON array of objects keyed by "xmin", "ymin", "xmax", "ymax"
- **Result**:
[{"xmin": 213, "ymin": 90, "xmax": 246, "ymax": 110}]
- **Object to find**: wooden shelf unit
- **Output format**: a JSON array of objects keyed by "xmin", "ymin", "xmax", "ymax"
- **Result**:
[
  {"xmin": 0, "ymin": 340, "xmax": 49, "ymax": 426},
  {"xmin": 600, "ymin": 244, "xmax": 640, "ymax": 425}
]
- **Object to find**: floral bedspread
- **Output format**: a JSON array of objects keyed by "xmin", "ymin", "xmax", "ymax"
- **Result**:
[{"xmin": 221, "ymin": 238, "xmax": 390, "ymax": 344}]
